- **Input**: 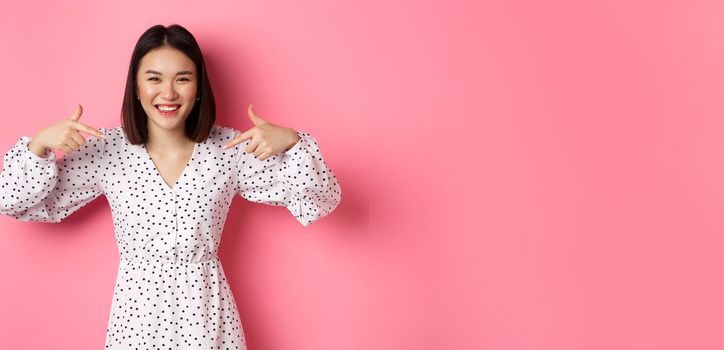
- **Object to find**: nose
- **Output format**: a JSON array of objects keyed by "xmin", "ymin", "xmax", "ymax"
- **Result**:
[{"xmin": 161, "ymin": 81, "xmax": 178, "ymax": 100}]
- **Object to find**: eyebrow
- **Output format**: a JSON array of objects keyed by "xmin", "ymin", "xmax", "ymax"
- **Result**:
[{"xmin": 144, "ymin": 69, "xmax": 194, "ymax": 75}]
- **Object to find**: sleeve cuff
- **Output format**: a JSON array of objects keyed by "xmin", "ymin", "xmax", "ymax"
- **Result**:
[
  {"xmin": 282, "ymin": 131, "xmax": 308, "ymax": 158},
  {"xmin": 19, "ymin": 136, "xmax": 56, "ymax": 162}
]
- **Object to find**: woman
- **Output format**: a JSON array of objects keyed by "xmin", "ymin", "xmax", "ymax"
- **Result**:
[{"xmin": 0, "ymin": 24, "xmax": 341, "ymax": 349}]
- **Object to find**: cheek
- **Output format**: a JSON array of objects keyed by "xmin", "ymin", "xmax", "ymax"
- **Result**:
[
  {"xmin": 182, "ymin": 84, "xmax": 198, "ymax": 98},
  {"xmin": 137, "ymin": 84, "xmax": 154, "ymax": 98}
]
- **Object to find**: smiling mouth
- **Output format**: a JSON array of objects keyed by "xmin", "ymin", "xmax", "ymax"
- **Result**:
[{"xmin": 155, "ymin": 104, "xmax": 181, "ymax": 112}]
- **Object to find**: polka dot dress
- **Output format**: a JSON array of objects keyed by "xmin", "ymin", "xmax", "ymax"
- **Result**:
[{"xmin": 0, "ymin": 124, "xmax": 342, "ymax": 349}]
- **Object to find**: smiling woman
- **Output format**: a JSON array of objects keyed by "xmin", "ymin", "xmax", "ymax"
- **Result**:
[{"xmin": 0, "ymin": 23, "xmax": 342, "ymax": 349}]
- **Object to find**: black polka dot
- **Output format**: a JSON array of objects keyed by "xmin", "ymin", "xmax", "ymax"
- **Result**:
[{"xmin": 0, "ymin": 124, "xmax": 342, "ymax": 348}]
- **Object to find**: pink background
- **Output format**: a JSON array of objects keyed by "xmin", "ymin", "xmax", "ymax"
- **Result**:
[{"xmin": 1, "ymin": 0, "xmax": 723, "ymax": 349}]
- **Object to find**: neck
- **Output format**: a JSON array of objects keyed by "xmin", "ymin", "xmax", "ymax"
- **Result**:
[{"xmin": 145, "ymin": 123, "xmax": 193, "ymax": 151}]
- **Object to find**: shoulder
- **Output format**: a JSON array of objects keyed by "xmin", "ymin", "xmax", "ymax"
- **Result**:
[
  {"xmin": 88, "ymin": 126, "xmax": 133, "ymax": 162},
  {"xmin": 95, "ymin": 126, "xmax": 126, "ymax": 150},
  {"xmin": 198, "ymin": 124, "xmax": 245, "ymax": 162},
  {"xmin": 209, "ymin": 124, "xmax": 241, "ymax": 143},
  {"xmin": 207, "ymin": 124, "xmax": 251, "ymax": 150},
  {"xmin": 99, "ymin": 126, "xmax": 124, "ymax": 141}
]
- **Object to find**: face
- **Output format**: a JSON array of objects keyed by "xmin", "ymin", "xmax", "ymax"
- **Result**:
[{"xmin": 136, "ymin": 46, "xmax": 198, "ymax": 134}]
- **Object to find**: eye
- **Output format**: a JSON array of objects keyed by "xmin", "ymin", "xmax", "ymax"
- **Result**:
[
  {"xmin": 148, "ymin": 77, "xmax": 160, "ymax": 81},
  {"xmin": 178, "ymin": 77, "xmax": 190, "ymax": 81}
]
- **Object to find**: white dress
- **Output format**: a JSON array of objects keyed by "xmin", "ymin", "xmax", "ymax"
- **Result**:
[{"xmin": 0, "ymin": 124, "xmax": 342, "ymax": 349}]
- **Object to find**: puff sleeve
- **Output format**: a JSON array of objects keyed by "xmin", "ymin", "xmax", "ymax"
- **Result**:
[
  {"xmin": 235, "ymin": 131, "xmax": 341, "ymax": 227},
  {"xmin": 0, "ymin": 128, "xmax": 106, "ymax": 223}
]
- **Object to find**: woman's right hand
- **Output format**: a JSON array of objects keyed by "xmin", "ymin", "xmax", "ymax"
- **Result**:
[{"xmin": 27, "ymin": 104, "xmax": 106, "ymax": 157}]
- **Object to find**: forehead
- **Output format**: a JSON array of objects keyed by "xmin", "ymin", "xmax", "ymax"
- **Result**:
[{"xmin": 138, "ymin": 47, "xmax": 195, "ymax": 73}]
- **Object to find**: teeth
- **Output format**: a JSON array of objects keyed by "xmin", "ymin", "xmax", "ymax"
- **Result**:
[{"xmin": 157, "ymin": 105, "xmax": 179, "ymax": 111}]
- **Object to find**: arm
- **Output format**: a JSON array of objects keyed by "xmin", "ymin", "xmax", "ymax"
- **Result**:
[
  {"xmin": 0, "ymin": 128, "xmax": 106, "ymax": 223},
  {"xmin": 235, "ymin": 131, "xmax": 342, "ymax": 227}
]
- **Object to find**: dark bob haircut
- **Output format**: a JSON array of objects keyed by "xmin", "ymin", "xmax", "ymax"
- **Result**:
[{"xmin": 121, "ymin": 24, "xmax": 216, "ymax": 145}]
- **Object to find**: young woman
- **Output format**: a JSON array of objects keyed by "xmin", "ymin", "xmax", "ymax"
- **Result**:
[{"xmin": 0, "ymin": 24, "xmax": 341, "ymax": 349}]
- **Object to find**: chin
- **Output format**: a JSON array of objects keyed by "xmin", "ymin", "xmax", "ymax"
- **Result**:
[{"xmin": 148, "ymin": 114, "xmax": 188, "ymax": 131}]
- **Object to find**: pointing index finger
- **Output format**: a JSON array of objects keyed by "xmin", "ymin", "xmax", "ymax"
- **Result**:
[
  {"xmin": 222, "ymin": 129, "xmax": 254, "ymax": 149},
  {"xmin": 71, "ymin": 120, "xmax": 106, "ymax": 139}
]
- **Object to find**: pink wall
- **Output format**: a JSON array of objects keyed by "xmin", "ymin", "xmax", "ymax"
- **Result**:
[{"xmin": 1, "ymin": 0, "xmax": 723, "ymax": 349}]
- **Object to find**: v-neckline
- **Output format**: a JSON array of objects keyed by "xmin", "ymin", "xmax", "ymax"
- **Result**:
[{"xmin": 142, "ymin": 141, "xmax": 198, "ymax": 192}]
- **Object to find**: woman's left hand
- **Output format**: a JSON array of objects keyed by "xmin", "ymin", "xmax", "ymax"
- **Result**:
[{"xmin": 222, "ymin": 104, "xmax": 301, "ymax": 160}]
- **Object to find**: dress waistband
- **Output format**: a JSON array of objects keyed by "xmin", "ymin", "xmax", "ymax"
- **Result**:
[{"xmin": 119, "ymin": 255, "xmax": 219, "ymax": 265}]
